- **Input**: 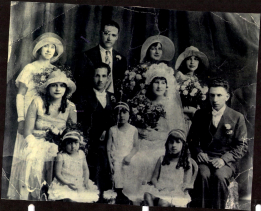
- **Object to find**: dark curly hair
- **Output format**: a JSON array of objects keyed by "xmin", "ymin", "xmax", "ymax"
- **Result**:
[
  {"xmin": 162, "ymin": 134, "xmax": 191, "ymax": 171},
  {"xmin": 143, "ymin": 42, "xmax": 163, "ymax": 63},
  {"xmin": 43, "ymin": 84, "xmax": 70, "ymax": 115},
  {"xmin": 178, "ymin": 56, "xmax": 206, "ymax": 77},
  {"xmin": 208, "ymin": 78, "xmax": 230, "ymax": 93}
]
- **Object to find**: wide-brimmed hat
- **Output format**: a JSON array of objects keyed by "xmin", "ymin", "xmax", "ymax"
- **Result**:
[
  {"xmin": 175, "ymin": 46, "xmax": 209, "ymax": 70},
  {"xmin": 32, "ymin": 32, "xmax": 64, "ymax": 63},
  {"xmin": 168, "ymin": 129, "xmax": 186, "ymax": 142},
  {"xmin": 140, "ymin": 35, "xmax": 175, "ymax": 63},
  {"xmin": 39, "ymin": 69, "xmax": 76, "ymax": 97}
]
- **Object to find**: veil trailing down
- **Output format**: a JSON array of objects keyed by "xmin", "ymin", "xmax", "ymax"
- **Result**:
[{"xmin": 122, "ymin": 62, "xmax": 186, "ymax": 204}]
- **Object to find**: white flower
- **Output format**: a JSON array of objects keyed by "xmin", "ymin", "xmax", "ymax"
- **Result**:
[
  {"xmin": 136, "ymin": 74, "xmax": 142, "ymax": 80},
  {"xmin": 194, "ymin": 82, "xmax": 201, "ymax": 88},
  {"xmin": 180, "ymin": 85, "xmax": 186, "ymax": 91},
  {"xmin": 192, "ymin": 88, "xmax": 198, "ymax": 94},
  {"xmin": 202, "ymin": 86, "xmax": 209, "ymax": 94},
  {"xmin": 116, "ymin": 55, "xmax": 122, "ymax": 60},
  {"xmin": 190, "ymin": 92, "xmax": 196, "ymax": 97},
  {"xmin": 183, "ymin": 90, "xmax": 188, "ymax": 95},
  {"xmin": 40, "ymin": 75, "xmax": 46, "ymax": 81},
  {"xmin": 224, "ymin": 124, "xmax": 232, "ymax": 130},
  {"xmin": 201, "ymin": 94, "xmax": 206, "ymax": 101},
  {"xmin": 125, "ymin": 70, "xmax": 130, "ymax": 75}
]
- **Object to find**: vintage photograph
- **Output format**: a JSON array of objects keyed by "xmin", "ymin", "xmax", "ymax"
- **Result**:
[{"xmin": 1, "ymin": 2, "xmax": 259, "ymax": 210}]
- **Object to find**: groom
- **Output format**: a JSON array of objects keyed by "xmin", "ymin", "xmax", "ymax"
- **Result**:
[
  {"xmin": 77, "ymin": 62, "xmax": 115, "ymax": 198},
  {"xmin": 188, "ymin": 78, "xmax": 248, "ymax": 209}
]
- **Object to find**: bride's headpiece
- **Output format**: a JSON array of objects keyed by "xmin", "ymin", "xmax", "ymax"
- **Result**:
[{"xmin": 145, "ymin": 63, "xmax": 175, "ymax": 86}]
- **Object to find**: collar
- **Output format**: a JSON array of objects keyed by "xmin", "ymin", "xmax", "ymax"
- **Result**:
[
  {"xmin": 93, "ymin": 88, "xmax": 107, "ymax": 96},
  {"xmin": 99, "ymin": 45, "xmax": 113, "ymax": 55},
  {"xmin": 212, "ymin": 105, "xmax": 226, "ymax": 117}
]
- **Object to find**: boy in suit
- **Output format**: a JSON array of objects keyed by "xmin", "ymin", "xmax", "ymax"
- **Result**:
[{"xmin": 188, "ymin": 78, "xmax": 248, "ymax": 209}]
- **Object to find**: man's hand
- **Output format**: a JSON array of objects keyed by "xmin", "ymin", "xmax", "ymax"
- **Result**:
[
  {"xmin": 197, "ymin": 152, "xmax": 210, "ymax": 163},
  {"xmin": 210, "ymin": 158, "xmax": 225, "ymax": 169}
]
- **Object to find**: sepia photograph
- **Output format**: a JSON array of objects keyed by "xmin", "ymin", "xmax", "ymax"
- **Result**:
[{"xmin": 1, "ymin": 2, "xmax": 260, "ymax": 210}]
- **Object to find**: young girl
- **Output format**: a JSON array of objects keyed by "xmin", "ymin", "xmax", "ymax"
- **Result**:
[
  {"xmin": 107, "ymin": 102, "xmax": 139, "ymax": 204},
  {"xmin": 48, "ymin": 129, "xmax": 99, "ymax": 202},
  {"xmin": 175, "ymin": 46, "xmax": 209, "ymax": 131},
  {"xmin": 143, "ymin": 129, "xmax": 197, "ymax": 207},
  {"xmin": 8, "ymin": 32, "xmax": 64, "ymax": 200}
]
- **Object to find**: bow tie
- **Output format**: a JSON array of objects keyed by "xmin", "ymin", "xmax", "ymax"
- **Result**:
[{"xmin": 212, "ymin": 109, "xmax": 223, "ymax": 117}]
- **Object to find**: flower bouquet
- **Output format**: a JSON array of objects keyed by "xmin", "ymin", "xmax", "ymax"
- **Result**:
[
  {"xmin": 116, "ymin": 62, "xmax": 152, "ymax": 99},
  {"xmin": 128, "ymin": 93, "xmax": 166, "ymax": 130},
  {"xmin": 177, "ymin": 78, "xmax": 208, "ymax": 108}
]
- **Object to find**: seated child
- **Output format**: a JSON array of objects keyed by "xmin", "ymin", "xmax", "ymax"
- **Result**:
[
  {"xmin": 48, "ymin": 129, "xmax": 99, "ymax": 202},
  {"xmin": 107, "ymin": 102, "xmax": 139, "ymax": 204},
  {"xmin": 143, "ymin": 129, "xmax": 195, "ymax": 207}
]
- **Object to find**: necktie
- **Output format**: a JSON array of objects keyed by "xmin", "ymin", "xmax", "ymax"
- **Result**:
[{"xmin": 105, "ymin": 51, "xmax": 111, "ymax": 66}]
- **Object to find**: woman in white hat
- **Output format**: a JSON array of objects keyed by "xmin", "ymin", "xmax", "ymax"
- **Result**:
[
  {"xmin": 175, "ymin": 46, "xmax": 209, "ymax": 131},
  {"xmin": 121, "ymin": 35, "xmax": 175, "ymax": 100},
  {"xmin": 8, "ymin": 32, "xmax": 64, "ymax": 200},
  {"xmin": 10, "ymin": 68, "xmax": 76, "ymax": 200}
]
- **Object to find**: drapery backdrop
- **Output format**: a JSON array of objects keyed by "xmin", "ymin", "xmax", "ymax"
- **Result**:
[{"xmin": 2, "ymin": 2, "xmax": 259, "ymax": 200}]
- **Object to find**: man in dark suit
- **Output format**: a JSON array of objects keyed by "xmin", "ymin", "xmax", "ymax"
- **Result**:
[
  {"xmin": 188, "ymin": 78, "xmax": 248, "ymax": 209},
  {"xmin": 77, "ymin": 62, "xmax": 115, "ymax": 200},
  {"xmin": 74, "ymin": 20, "xmax": 127, "ymax": 97}
]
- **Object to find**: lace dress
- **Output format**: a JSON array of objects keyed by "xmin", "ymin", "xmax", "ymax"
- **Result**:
[
  {"xmin": 48, "ymin": 151, "xmax": 99, "ymax": 202},
  {"xmin": 8, "ymin": 63, "xmax": 54, "ymax": 200},
  {"xmin": 108, "ymin": 124, "xmax": 137, "ymax": 188},
  {"xmin": 143, "ymin": 156, "xmax": 192, "ymax": 207},
  {"xmin": 123, "ymin": 98, "xmax": 184, "ymax": 203}
]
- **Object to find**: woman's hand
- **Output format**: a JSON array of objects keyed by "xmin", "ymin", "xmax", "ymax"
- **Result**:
[
  {"xmin": 18, "ymin": 121, "xmax": 25, "ymax": 135},
  {"xmin": 123, "ymin": 155, "xmax": 131, "ymax": 165},
  {"xmin": 68, "ymin": 183, "xmax": 78, "ymax": 190},
  {"xmin": 181, "ymin": 182, "xmax": 193, "ymax": 192}
]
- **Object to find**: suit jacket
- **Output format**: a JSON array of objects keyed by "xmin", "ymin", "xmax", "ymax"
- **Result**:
[
  {"xmin": 188, "ymin": 106, "xmax": 248, "ymax": 168},
  {"xmin": 76, "ymin": 89, "xmax": 116, "ymax": 150}
]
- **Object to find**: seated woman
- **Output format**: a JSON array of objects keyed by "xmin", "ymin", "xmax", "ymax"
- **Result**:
[
  {"xmin": 143, "ymin": 129, "xmax": 196, "ymax": 208},
  {"xmin": 122, "ymin": 63, "xmax": 185, "ymax": 205},
  {"xmin": 175, "ymin": 46, "xmax": 209, "ymax": 131},
  {"xmin": 21, "ymin": 68, "xmax": 77, "ymax": 200}
]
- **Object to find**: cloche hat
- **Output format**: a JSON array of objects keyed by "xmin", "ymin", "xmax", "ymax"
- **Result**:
[
  {"xmin": 140, "ymin": 35, "xmax": 175, "ymax": 63},
  {"xmin": 175, "ymin": 46, "xmax": 209, "ymax": 70},
  {"xmin": 39, "ymin": 69, "xmax": 76, "ymax": 97},
  {"xmin": 32, "ymin": 32, "xmax": 64, "ymax": 63}
]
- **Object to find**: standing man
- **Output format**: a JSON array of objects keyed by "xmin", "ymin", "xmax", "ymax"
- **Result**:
[
  {"xmin": 75, "ymin": 20, "xmax": 127, "ymax": 97},
  {"xmin": 77, "ymin": 62, "xmax": 116, "ymax": 201},
  {"xmin": 188, "ymin": 78, "xmax": 248, "ymax": 209}
]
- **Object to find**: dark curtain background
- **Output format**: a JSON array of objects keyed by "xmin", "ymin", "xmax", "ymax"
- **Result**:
[{"xmin": 2, "ymin": 2, "xmax": 259, "ymax": 198}]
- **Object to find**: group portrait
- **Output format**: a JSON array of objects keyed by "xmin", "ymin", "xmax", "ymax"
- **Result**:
[{"xmin": 1, "ymin": 2, "xmax": 260, "ymax": 210}]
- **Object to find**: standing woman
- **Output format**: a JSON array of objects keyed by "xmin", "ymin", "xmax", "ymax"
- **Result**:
[
  {"xmin": 7, "ymin": 32, "xmax": 64, "ymax": 200},
  {"xmin": 175, "ymin": 46, "xmax": 209, "ymax": 131}
]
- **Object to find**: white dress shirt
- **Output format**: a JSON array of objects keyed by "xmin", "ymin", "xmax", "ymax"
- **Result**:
[
  {"xmin": 93, "ymin": 88, "xmax": 107, "ymax": 108},
  {"xmin": 212, "ymin": 105, "xmax": 226, "ymax": 128}
]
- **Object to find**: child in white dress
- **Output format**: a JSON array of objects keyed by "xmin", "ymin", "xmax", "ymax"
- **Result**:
[
  {"xmin": 144, "ymin": 129, "xmax": 197, "ymax": 207},
  {"xmin": 107, "ymin": 102, "xmax": 139, "ymax": 204},
  {"xmin": 48, "ymin": 130, "xmax": 99, "ymax": 202}
]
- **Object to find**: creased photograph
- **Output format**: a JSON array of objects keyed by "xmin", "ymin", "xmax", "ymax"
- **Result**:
[{"xmin": 1, "ymin": 2, "xmax": 260, "ymax": 210}]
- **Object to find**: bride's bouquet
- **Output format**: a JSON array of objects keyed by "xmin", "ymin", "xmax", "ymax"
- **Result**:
[
  {"xmin": 128, "ymin": 93, "xmax": 166, "ymax": 130},
  {"xmin": 177, "ymin": 78, "xmax": 208, "ymax": 108}
]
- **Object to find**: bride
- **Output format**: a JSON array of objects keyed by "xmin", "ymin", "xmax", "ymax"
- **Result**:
[{"xmin": 122, "ymin": 62, "xmax": 185, "ymax": 205}]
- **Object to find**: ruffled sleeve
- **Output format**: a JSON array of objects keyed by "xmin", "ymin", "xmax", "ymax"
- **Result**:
[{"xmin": 15, "ymin": 63, "xmax": 35, "ymax": 88}]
